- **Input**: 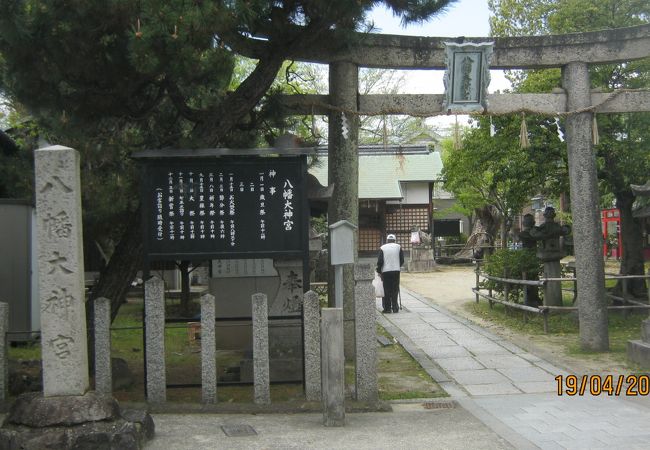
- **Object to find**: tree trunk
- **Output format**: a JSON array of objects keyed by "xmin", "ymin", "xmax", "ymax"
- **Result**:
[
  {"xmin": 616, "ymin": 190, "xmax": 646, "ymax": 296},
  {"xmin": 454, "ymin": 207, "xmax": 499, "ymax": 260},
  {"xmin": 194, "ymin": 54, "xmax": 286, "ymax": 146},
  {"xmin": 500, "ymin": 219, "xmax": 508, "ymax": 249},
  {"xmin": 86, "ymin": 206, "xmax": 143, "ymax": 371},
  {"xmin": 88, "ymin": 207, "xmax": 144, "ymax": 320},
  {"xmin": 475, "ymin": 205, "xmax": 500, "ymax": 255}
]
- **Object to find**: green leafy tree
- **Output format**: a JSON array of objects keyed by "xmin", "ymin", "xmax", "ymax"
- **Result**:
[
  {"xmin": 442, "ymin": 114, "xmax": 567, "ymax": 251},
  {"xmin": 0, "ymin": 106, "xmax": 38, "ymax": 199},
  {"xmin": 489, "ymin": 0, "xmax": 650, "ymax": 294},
  {"xmin": 0, "ymin": 1, "xmax": 458, "ymax": 319}
]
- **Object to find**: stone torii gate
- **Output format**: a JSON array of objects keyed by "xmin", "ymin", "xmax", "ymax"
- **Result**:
[{"xmin": 238, "ymin": 24, "xmax": 650, "ymax": 352}]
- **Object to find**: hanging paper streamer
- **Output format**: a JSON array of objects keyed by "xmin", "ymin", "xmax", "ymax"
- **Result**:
[
  {"xmin": 341, "ymin": 112, "xmax": 349, "ymax": 139},
  {"xmin": 490, "ymin": 116, "xmax": 496, "ymax": 137},
  {"xmin": 592, "ymin": 115, "xmax": 599, "ymax": 146},
  {"xmin": 519, "ymin": 113, "xmax": 530, "ymax": 148},
  {"xmin": 554, "ymin": 117, "xmax": 565, "ymax": 142}
]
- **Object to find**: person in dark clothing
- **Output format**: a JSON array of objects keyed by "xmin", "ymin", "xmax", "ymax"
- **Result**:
[{"xmin": 377, "ymin": 234, "xmax": 404, "ymax": 313}]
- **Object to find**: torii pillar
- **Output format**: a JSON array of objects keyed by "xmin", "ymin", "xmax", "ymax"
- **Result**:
[
  {"xmin": 563, "ymin": 62, "xmax": 609, "ymax": 351},
  {"xmin": 328, "ymin": 61, "xmax": 360, "ymax": 359}
]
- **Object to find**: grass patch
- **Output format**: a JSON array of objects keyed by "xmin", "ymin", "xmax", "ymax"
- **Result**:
[
  {"xmin": 375, "ymin": 324, "xmax": 447, "ymax": 400},
  {"xmin": 466, "ymin": 294, "xmax": 581, "ymax": 335},
  {"xmin": 465, "ymin": 295, "xmax": 646, "ymax": 366},
  {"xmin": 8, "ymin": 341, "xmax": 41, "ymax": 360}
]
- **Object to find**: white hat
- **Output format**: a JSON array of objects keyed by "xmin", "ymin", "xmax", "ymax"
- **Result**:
[{"xmin": 387, "ymin": 234, "xmax": 396, "ymax": 241}]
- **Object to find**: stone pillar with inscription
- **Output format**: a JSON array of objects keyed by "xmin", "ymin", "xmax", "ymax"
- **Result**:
[
  {"xmin": 270, "ymin": 259, "xmax": 304, "ymax": 316},
  {"xmin": 0, "ymin": 146, "xmax": 154, "ymax": 449},
  {"xmin": 35, "ymin": 146, "xmax": 89, "ymax": 396}
]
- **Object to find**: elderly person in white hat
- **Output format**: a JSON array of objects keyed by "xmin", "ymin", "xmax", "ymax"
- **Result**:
[{"xmin": 376, "ymin": 234, "xmax": 404, "ymax": 313}]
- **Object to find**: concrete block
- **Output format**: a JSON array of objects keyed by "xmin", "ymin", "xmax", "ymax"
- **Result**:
[
  {"xmin": 497, "ymin": 367, "xmax": 555, "ymax": 383},
  {"xmin": 627, "ymin": 340, "xmax": 650, "ymax": 368},
  {"xmin": 640, "ymin": 319, "xmax": 650, "ymax": 343},
  {"xmin": 464, "ymin": 383, "xmax": 521, "ymax": 396},
  {"xmin": 512, "ymin": 381, "xmax": 557, "ymax": 394},
  {"xmin": 473, "ymin": 354, "xmax": 532, "ymax": 369},
  {"xmin": 423, "ymin": 346, "xmax": 472, "ymax": 359},
  {"xmin": 448, "ymin": 369, "xmax": 510, "ymax": 385},
  {"xmin": 435, "ymin": 357, "xmax": 484, "ymax": 371}
]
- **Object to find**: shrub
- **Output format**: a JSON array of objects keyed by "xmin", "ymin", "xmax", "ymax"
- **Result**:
[{"xmin": 480, "ymin": 248, "xmax": 541, "ymax": 302}]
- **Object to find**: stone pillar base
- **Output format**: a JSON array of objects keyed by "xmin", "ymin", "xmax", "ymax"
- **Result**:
[
  {"xmin": 627, "ymin": 340, "xmax": 650, "ymax": 368},
  {"xmin": 406, "ymin": 248, "xmax": 436, "ymax": 272},
  {"xmin": 0, "ymin": 391, "xmax": 154, "ymax": 450},
  {"xmin": 406, "ymin": 260, "xmax": 437, "ymax": 272}
]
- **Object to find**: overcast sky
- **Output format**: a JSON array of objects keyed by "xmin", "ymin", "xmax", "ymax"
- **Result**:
[
  {"xmin": 369, "ymin": 0, "xmax": 492, "ymax": 37},
  {"xmin": 367, "ymin": 0, "xmax": 509, "ymax": 130}
]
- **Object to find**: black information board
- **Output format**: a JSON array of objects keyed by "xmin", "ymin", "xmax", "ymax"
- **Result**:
[{"xmin": 139, "ymin": 154, "xmax": 308, "ymax": 260}]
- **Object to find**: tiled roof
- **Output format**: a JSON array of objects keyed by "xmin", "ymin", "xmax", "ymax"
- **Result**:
[{"xmin": 309, "ymin": 146, "xmax": 444, "ymax": 200}]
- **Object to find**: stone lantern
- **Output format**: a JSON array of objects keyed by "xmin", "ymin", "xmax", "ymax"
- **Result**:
[{"xmin": 529, "ymin": 207, "xmax": 571, "ymax": 306}]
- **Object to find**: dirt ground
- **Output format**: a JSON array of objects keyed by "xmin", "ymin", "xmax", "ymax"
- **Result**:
[{"xmin": 400, "ymin": 265, "xmax": 635, "ymax": 377}]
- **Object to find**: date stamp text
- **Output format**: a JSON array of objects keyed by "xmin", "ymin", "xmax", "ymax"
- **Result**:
[{"xmin": 555, "ymin": 375, "xmax": 649, "ymax": 396}]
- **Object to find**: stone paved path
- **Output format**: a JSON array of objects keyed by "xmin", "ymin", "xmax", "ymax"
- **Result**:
[{"xmin": 378, "ymin": 287, "xmax": 650, "ymax": 450}]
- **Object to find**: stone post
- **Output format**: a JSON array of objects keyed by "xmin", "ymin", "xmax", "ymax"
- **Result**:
[
  {"xmin": 145, "ymin": 276, "xmax": 166, "ymax": 402},
  {"xmin": 201, "ymin": 293, "xmax": 217, "ymax": 404},
  {"xmin": 543, "ymin": 262, "xmax": 563, "ymax": 306},
  {"xmin": 93, "ymin": 297, "xmax": 112, "ymax": 394},
  {"xmin": 321, "ymin": 308, "xmax": 345, "ymax": 427},
  {"xmin": 0, "ymin": 302, "xmax": 7, "ymax": 401},
  {"xmin": 35, "ymin": 145, "xmax": 89, "ymax": 397},
  {"xmin": 252, "ymin": 293, "xmax": 270, "ymax": 405},
  {"xmin": 327, "ymin": 61, "xmax": 360, "ymax": 360},
  {"xmin": 563, "ymin": 62, "xmax": 609, "ymax": 351},
  {"xmin": 354, "ymin": 264, "xmax": 378, "ymax": 402},
  {"xmin": 303, "ymin": 290, "xmax": 321, "ymax": 401}
]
